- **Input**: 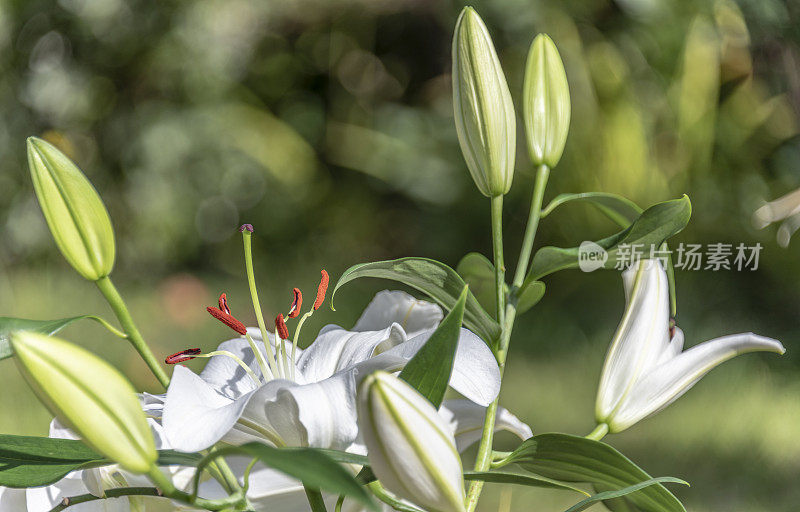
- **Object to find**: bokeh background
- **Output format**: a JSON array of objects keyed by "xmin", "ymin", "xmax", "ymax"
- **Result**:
[{"xmin": 0, "ymin": 0, "xmax": 798, "ymax": 510}]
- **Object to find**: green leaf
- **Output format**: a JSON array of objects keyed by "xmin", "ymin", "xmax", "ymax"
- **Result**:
[
  {"xmin": 541, "ymin": 192, "xmax": 643, "ymax": 228},
  {"xmin": 526, "ymin": 196, "xmax": 691, "ymax": 283},
  {"xmin": 332, "ymin": 257, "xmax": 501, "ymax": 343},
  {"xmin": 0, "ymin": 434, "xmax": 205, "ymax": 488},
  {"xmin": 456, "ymin": 252, "xmax": 503, "ymax": 316},
  {"xmin": 0, "ymin": 316, "xmax": 96, "ymax": 362},
  {"xmin": 0, "ymin": 435, "xmax": 100, "ymax": 487},
  {"xmin": 594, "ymin": 483, "xmax": 643, "ymax": 512},
  {"xmin": 563, "ymin": 478, "xmax": 688, "ymax": 512},
  {"xmin": 464, "ymin": 471, "xmax": 589, "ymax": 496},
  {"xmin": 398, "ymin": 286, "xmax": 467, "ymax": 408},
  {"xmin": 501, "ymin": 434, "xmax": 687, "ymax": 512},
  {"xmin": 515, "ymin": 280, "xmax": 546, "ymax": 314},
  {"xmin": 196, "ymin": 442, "xmax": 377, "ymax": 511}
]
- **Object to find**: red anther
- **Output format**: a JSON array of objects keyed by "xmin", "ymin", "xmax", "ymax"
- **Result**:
[
  {"xmin": 314, "ymin": 270, "xmax": 329, "ymax": 310},
  {"xmin": 288, "ymin": 288, "xmax": 303, "ymax": 318},
  {"xmin": 207, "ymin": 306, "xmax": 248, "ymax": 335},
  {"xmin": 218, "ymin": 293, "xmax": 231, "ymax": 315},
  {"xmin": 166, "ymin": 348, "xmax": 202, "ymax": 364},
  {"xmin": 275, "ymin": 314, "xmax": 290, "ymax": 340}
]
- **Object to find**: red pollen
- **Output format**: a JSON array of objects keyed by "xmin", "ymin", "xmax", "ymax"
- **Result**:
[
  {"xmin": 207, "ymin": 306, "xmax": 248, "ymax": 335},
  {"xmin": 275, "ymin": 314, "xmax": 290, "ymax": 340},
  {"xmin": 218, "ymin": 293, "xmax": 231, "ymax": 315},
  {"xmin": 288, "ymin": 288, "xmax": 303, "ymax": 318},
  {"xmin": 166, "ymin": 348, "xmax": 202, "ymax": 364},
  {"xmin": 314, "ymin": 270, "xmax": 329, "ymax": 310}
]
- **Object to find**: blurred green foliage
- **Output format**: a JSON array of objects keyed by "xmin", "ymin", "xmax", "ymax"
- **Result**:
[{"xmin": 0, "ymin": 0, "xmax": 798, "ymax": 510}]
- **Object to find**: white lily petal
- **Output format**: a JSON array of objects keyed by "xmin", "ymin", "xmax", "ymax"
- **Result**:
[
  {"xmin": 240, "ymin": 372, "xmax": 359, "ymax": 450},
  {"xmin": 656, "ymin": 326, "xmax": 685, "ymax": 366},
  {"xmin": 439, "ymin": 399, "xmax": 532, "ymax": 452},
  {"xmin": 297, "ymin": 324, "xmax": 407, "ymax": 383},
  {"xmin": 357, "ymin": 328, "xmax": 501, "ymax": 406},
  {"xmin": 353, "ymin": 290, "xmax": 444, "ymax": 337},
  {"xmin": 612, "ymin": 332, "xmax": 786, "ymax": 431},
  {"xmin": 596, "ymin": 259, "xmax": 670, "ymax": 421},
  {"xmin": 0, "ymin": 488, "xmax": 26, "ymax": 510},
  {"xmin": 199, "ymin": 338, "xmax": 266, "ymax": 398},
  {"xmin": 163, "ymin": 365, "xmax": 256, "ymax": 452}
]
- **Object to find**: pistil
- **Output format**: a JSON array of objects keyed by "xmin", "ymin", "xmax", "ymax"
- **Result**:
[{"xmin": 240, "ymin": 225, "xmax": 282, "ymax": 379}]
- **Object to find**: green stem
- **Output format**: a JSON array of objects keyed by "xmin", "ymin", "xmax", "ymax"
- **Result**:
[
  {"xmin": 512, "ymin": 164, "xmax": 550, "ymax": 288},
  {"xmin": 466, "ymin": 167, "xmax": 551, "ymax": 512},
  {"xmin": 48, "ymin": 487, "xmax": 162, "ymax": 511},
  {"xmin": 367, "ymin": 481, "xmax": 425, "ymax": 512},
  {"xmin": 148, "ymin": 466, "xmax": 245, "ymax": 511},
  {"xmin": 94, "ymin": 276, "xmax": 170, "ymax": 389},
  {"xmin": 304, "ymin": 487, "xmax": 328, "ymax": 512},
  {"xmin": 585, "ymin": 423, "xmax": 609, "ymax": 441}
]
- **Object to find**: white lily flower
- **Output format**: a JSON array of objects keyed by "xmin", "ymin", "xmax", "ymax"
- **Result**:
[
  {"xmin": 753, "ymin": 186, "xmax": 800, "ymax": 247},
  {"xmin": 358, "ymin": 371, "xmax": 466, "ymax": 512},
  {"xmin": 596, "ymin": 259, "xmax": 785, "ymax": 433},
  {"xmin": 157, "ymin": 290, "xmax": 530, "ymax": 511}
]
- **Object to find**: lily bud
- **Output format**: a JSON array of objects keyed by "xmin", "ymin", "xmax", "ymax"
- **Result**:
[
  {"xmin": 523, "ymin": 34, "xmax": 570, "ymax": 168},
  {"xmin": 11, "ymin": 331, "xmax": 157, "ymax": 473},
  {"xmin": 358, "ymin": 371, "xmax": 466, "ymax": 512},
  {"xmin": 27, "ymin": 136, "xmax": 115, "ymax": 281},
  {"xmin": 452, "ymin": 7, "xmax": 516, "ymax": 197}
]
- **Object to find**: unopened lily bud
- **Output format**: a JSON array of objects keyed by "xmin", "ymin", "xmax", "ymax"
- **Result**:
[
  {"xmin": 358, "ymin": 371, "xmax": 466, "ymax": 512},
  {"xmin": 523, "ymin": 34, "xmax": 570, "ymax": 168},
  {"xmin": 452, "ymin": 7, "xmax": 516, "ymax": 197},
  {"xmin": 11, "ymin": 331, "xmax": 157, "ymax": 473},
  {"xmin": 27, "ymin": 136, "xmax": 115, "ymax": 281}
]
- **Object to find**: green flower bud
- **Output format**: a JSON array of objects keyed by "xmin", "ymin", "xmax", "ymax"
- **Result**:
[
  {"xmin": 11, "ymin": 331, "xmax": 157, "ymax": 474},
  {"xmin": 523, "ymin": 34, "xmax": 571, "ymax": 168},
  {"xmin": 452, "ymin": 7, "xmax": 516, "ymax": 197},
  {"xmin": 27, "ymin": 136, "xmax": 115, "ymax": 281},
  {"xmin": 358, "ymin": 371, "xmax": 466, "ymax": 512}
]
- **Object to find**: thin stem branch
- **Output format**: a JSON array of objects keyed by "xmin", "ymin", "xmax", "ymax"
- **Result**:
[
  {"xmin": 585, "ymin": 423, "xmax": 609, "ymax": 441},
  {"xmin": 512, "ymin": 164, "xmax": 550, "ymax": 288},
  {"xmin": 94, "ymin": 276, "xmax": 170, "ymax": 389},
  {"xmin": 367, "ymin": 481, "xmax": 425, "ymax": 512},
  {"xmin": 48, "ymin": 487, "xmax": 161, "ymax": 512},
  {"xmin": 305, "ymin": 487, "xmax": 329, "ymax": 512}
]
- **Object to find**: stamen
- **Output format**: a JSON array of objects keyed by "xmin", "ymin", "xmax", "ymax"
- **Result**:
[
  {"xmin": 165, "ymin": 348, "xmax": 202, "ymax": 364},
  {"xmin": 219, "ymin": 293, "xmax": 231, "ymax": 315},
  {"xmin": 314, "ymin": 270, "xmax": 329, "ymax": 310},
  {"xmin": 168, "ymin": 348, "xmax": 261, "ymax": 386},
  {"xmin": 288, "ymin": 288, "xmax": 303, "ymax": 318},
  {"xmin": 207, "ymin": 306, "xmax": 248, "ymax": 336},
  {"xmin": 275, "ymin": 314, "xmax": 290, "ymax": 340}
]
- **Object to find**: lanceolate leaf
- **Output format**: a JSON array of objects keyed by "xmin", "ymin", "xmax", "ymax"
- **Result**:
[
  {"xmin": 525, "ymin": 196, "xmax": 691, "ymax": 284},
  {"xmin": 456, "ymin": 252, "xmax": 502, "ymax": 316},
  {"xmin": 195, "ymin": 442, "xmax": 377, "ymax": 510},
  {"xmin": 464, "ymin": 471, "xmax": 589, "ymax": 495},
  {"xmin": 0, "ymin": 435, "xmax": 203, "ymax": 488},
  {"xmin": 501, "ymin": 434, "xmax": 687, "ymax": 512},
  {"xmin": 0, "ymin": 316, "xmax": 94, "ymax": 362},
  {"xmin": 398, "ymin": 286, "xmax": 467, "ymax": 408},
  {"xmin": 515, "ymin": 280, "xmax": 546, "ymax": 314},
  {"xmin": 563, "ymin": 478, "xmax": 688, "ymax": 512},
  {"xmin": 541, "ymin": 192, "xmax": 642, "ymax": 228},
  {"xmin": 332, "ymin": 257, "xmax": 501, "ymax": 343}
]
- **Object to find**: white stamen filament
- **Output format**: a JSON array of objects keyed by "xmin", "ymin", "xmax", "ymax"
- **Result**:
[
  {"xmin": 195, "ymin": 350, "xmax": 262, "ymax": 387},
  {"xmin": 244, "ymin": 332, "xmax": 274, "ymax": 381},
  {"xmin": 290, "ymin": 310, "xmax": 314, "ymax": 381}
]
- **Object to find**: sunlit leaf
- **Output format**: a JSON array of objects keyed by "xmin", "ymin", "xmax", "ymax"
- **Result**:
[
  {"xmin": 501, "ymin": 434, "xmax": 687, "ymax": 512},
  {"xmin": 563, "ymin": 478, "xmax": 688, "ymax": 512},
  {"xmin": 332, "ymin": 257, "xmax": 501, "ymax": 343},
  {"xmin": 399, "ymin": 286, "xmax": 467, "ymax": 408},
  {"xmin": 541, "ymin": 192, "xmax": 642, "ymax": 228}
]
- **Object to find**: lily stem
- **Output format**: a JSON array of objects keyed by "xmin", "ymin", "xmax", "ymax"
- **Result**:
[
  {"xmin": 585, "ymin": 423, "xmax": 609, "ymax": 441},
  {"xmin": 466, "ymin": 166, "xmax": 550, "ymax": 512},
  {"xmin": 94, "ymin": 276, "xmax": 170, "ymax": 389},
  {"xmin": 304, "ymin": 487, "xmax": 328, "ymax": 512}
]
